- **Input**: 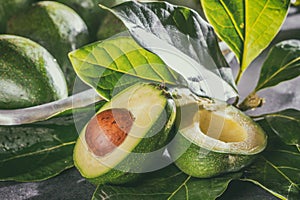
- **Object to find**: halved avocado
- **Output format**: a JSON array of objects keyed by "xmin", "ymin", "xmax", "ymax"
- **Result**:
[
  {"xmin": 169, "ymin": 88, "xmax": 267, "ymax": 178},
  {"xmin": 74, "ymin": 83, "xmax": 176, "ymax": 184},
  {"xmin": 0, "ymin": 35, "xmax": 67, "ymax": 109},
  {"xmin": 7, "ymin": 1, "xmax": 90, "ymax": 93}
]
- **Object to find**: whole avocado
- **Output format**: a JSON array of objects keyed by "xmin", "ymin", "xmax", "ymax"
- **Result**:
[
  {"xmin": 7, "ymin": 1, "xmax": 90, "ymax": 93},
  {"xmin": 53, "ymin": 0, "xmax": 107, "ymax": 41},
  {"xmin": 96, "ymin": 12, "xmax": 126, "ymax": 40},
  {"xmin": 0, "ymin": 0, "xmax": 36, "ymax": 33},
  {"xmin": 0, "ymin": 35, "xmax": 67, "ymax": 109}
]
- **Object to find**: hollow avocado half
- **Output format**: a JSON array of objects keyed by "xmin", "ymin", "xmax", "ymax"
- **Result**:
[
  {"xmin": 0, "ymin": 34, "xmax": 67, "ymax": 109},
  {"xmin": 7, "ymin": 1, "xmax": 90, "ymax": 93},
  {"xmin": 73, "ymin": 83, "xmax": 176, "ymax": 185},
  {"xmin": 168, "ymin": 88, "xmax": 267, "ymax": 178}
]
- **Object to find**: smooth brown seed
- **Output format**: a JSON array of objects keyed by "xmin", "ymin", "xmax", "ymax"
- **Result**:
[{"xmin": 85, "ymin": 108, "xmax": 134, "ymax": 156}]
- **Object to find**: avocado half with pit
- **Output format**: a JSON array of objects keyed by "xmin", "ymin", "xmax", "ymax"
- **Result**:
[
  {"xmin": 7, "ymin": 1, "xmax": 90, "ymax": 93},
  {"xmin": 169, "ymin": 88, "xmax": 267, "ymax": 178},
  {"xmin": 0, "ymin": 35, "xmax": 67, "ymax": 109},
  {"xmin": 74, "ymin": 83, "xmax": 176, "ymax": 184}
]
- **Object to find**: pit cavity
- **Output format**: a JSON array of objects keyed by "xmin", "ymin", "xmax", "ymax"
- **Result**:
[{"xmin": 198, "ymin": 110, "xmax": 247, "ymax": 143}]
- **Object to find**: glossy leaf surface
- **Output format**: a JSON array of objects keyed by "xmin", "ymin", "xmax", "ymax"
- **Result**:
[
  {"xmin": 69, "ymin": 36, "xmax": 179, "ymax": 100},
  {"xmin": 93, "ymin": 165, "xmax": 241, "ymax": 200},
  {"xmin": 243, "ymin": 120, "xmax": 300, "ymax": 200},
  {"xmin": 0, "ymin": 102, "xmax": 103, "ymax": 181},
  {"xmin": 264, "ymin": 109, "xmax": 300, "ymax": 146},
  {"xmin": 256, "ymin": 40, "xmax": 300, "ymax": 91},
  {"xmin": 104, "ymin": 1, "xmax": 237, "ymax": 100},
  {"xmin": 202, "ymin": 0, "xmax": 289, "ymax": 72}
]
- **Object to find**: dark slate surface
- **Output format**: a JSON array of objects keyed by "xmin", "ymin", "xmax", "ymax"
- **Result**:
[{"xmin": 0, "ymin": 6, "xmax": 299, "ymax": 200}]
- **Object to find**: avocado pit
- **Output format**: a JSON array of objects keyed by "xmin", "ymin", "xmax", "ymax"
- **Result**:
[{"xmin": 85, "ymin": 108, "xmax": 134, "ymax": 156}]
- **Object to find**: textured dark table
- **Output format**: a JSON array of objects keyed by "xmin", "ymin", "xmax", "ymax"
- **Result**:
[{"xmin": 0, "ymin": 7, "xmax": 299, "ymax": 200}]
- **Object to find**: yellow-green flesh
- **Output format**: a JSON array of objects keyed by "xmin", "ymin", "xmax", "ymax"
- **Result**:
[{"xmin": 74, "ymin": 84, "xmax": 168, "ymax": 178}]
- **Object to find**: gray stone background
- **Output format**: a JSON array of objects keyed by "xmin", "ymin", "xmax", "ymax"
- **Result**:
[{"xmin": 0, "ymin": 6, "xmax": 300, "ymax": 200}]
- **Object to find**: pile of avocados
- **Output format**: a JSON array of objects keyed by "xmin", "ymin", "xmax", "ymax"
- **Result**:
[{"xmin": 0, "ymin": 0, "xmax": 267, "ymax": 186}]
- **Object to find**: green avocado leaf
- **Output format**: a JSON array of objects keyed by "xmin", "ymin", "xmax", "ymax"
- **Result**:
[
  {"xmin": 201, "ymin": 0, "xmax": 289, "ymax": 80},
  {"xmin": 264, "ymin": 109, "xmax": 300, "ymax": 147},
  {"xmin": 69, "ymin": 35, "xmax": 180, "ymax": 100},
  {"xmin": 0, "ymin": 102, "xmax": 104, "ymax": 182},
  {"xmin": 102, "ymin": 1, "xmax": 237, "ymax": 101},
  {"xmin": 243, "ymin": 120, "xmax": 300, "ymax": 200},
  {"xmin": 255, "ymin": 40, "xmax": 300, "ymax": 91},
  {"xmin": 92, "ymin": 165, "xmax": 241, "ymax": 200}
]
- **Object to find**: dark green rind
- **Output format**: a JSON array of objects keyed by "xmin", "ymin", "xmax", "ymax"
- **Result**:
[
  {"xmin": 0, "ymin": 35, "xmax": 67, "ymax": 109},
  {"xmin": 54, "ymin": 0, "xmax": 106, "ymax": 40},
  {"xmin": 7, "ymin": 1, "xmax": 90, "ymax": 93},
  {"xmin": 169, "ymin": 133, "xmax": 255, "ymax": 178},
  {"xmin": 96, "ymin": 12, "xmax": 126, "ymax": 40},
  {"xmin": 0, "ymin": 0, "xmax": 36, "ymax": 33}
]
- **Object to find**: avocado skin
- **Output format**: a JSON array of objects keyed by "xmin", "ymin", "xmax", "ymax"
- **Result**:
[
  {"xmin": 7, "ymin": 1, "xmax": 90, "ymax": 93},
  {"xmin": 169, "ymin": 132, "xmax": 255, "ymax": 178},
  {"xmin": 54, "ymin": 0, "xmax": 106, "ymax": 41},
  {"xmin": 0, "ymin": 35, "xmax": 67, "ymax": 109},
  {"xmin": 96, "ymin": 13, "xmax": 126, "ymax": 40},
  {"xmin": 82, "ymin": 95, "xmax": 176, "ymax": 185},
  {"xmin": 0, "ymin": 0, "xmax": 36, "ymax": 33}
]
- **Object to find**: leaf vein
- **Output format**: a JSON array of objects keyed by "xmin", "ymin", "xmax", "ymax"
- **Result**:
[
  {"xmin": 167, "ymin": 175, "xmax": 191, "ymax": 199},
  {"xmin": 220, "ymin": 0, "xmax": 244, "ymax": 41},
  {"xmin": 0, "ymin": 141, "xmax": 75, "ymax": 163}
]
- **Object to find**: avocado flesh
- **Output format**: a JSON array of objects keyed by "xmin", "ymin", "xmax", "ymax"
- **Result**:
[
  {"xmin": 169, "ymin": 89, "xmax": 267, "ymax": 178},
  {"xmin": 7, "ymin": 1, "xmax": 90, "ymax": 93},
  {"xmin": 74, "ymin": 83, "xmax": 176, "ymax": 184},
  {"xmin": 0, "ymin": 35, "xmax": 67, "ymax": 109}
]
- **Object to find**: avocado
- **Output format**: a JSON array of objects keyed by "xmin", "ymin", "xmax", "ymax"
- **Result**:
[
  {"xmin": 96, "ymin": 12, "xmax": 126, "ymax": 40},
  {"xmin": 74, "ymin": 83, "xmax": 176, "ymax": 184},
  {"xmin": 0, "ymin": 0, "xmax": 36, "ymax": 33},
  {"xmin": 53, "ymin": 0, "xmax": 106, "ymax": 40},
  {"xmin": 0, "ymin": 34, "xmax": 67, "ymax": 109},
  {"xmin": 7, "ymin": 1, "xmax": 90, "ymax": 93},
  {"xmin": 169, "ymin": 88, "xmax": 267, "ymax": 178}
]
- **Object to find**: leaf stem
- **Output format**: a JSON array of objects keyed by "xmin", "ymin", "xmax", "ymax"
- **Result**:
[
  {"xmin": 235, "ymin": 68, "xmax": 244, "ymax": 84},
  {"xmin": 238, "ymin": 92, "xmax": 264, "ymax": 111}
]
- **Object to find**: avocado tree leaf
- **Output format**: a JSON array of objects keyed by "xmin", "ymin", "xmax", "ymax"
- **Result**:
[
  {"xmin": 255, "ymin": 40, "xmax": 300, "ymax": 91},
  {"xmin": 243, "ymin": 120, "xmax": 300, "ymax": 200},
  {"xmin": 92, "ymin": 165, "xmax": 241, "ymax": 200},
  {"xmin": 0, "ymin": 102, "xmax": 103, "ymax": 182},
  {"xmin": 69, "ymin": 35, "xmax": 180, "ymax": 101},
  {"xmin": 264, "ymin": 109, "xmax": 300, "ymax": 147},
  {"xmin": 102, "ymin": 1, "xmax": 237, "ymax": 101},
  {"xmin": 201, "ymin": 0, "xmax": 289, "ymax": 74}
]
